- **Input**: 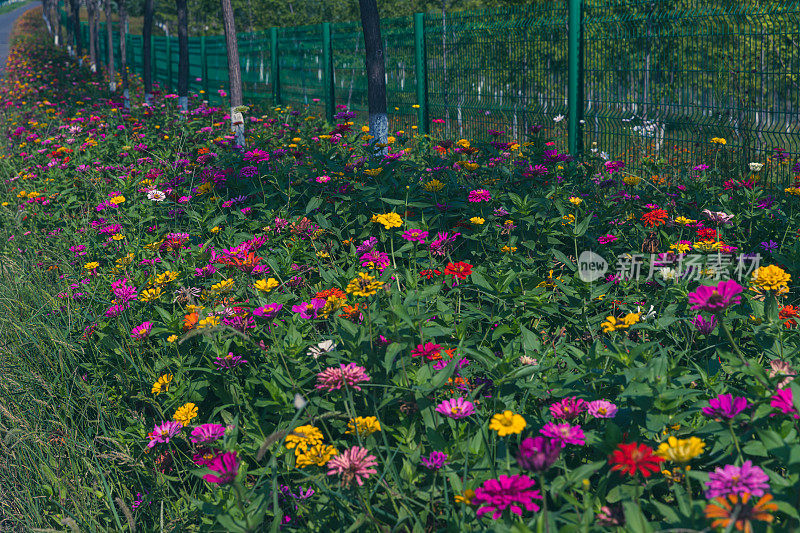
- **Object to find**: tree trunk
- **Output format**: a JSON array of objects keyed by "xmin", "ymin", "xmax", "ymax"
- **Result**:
[
  {"xmin": 70, "ymin": 0, "xmax": 81, "ymax": 58},
  {"xmin": 119, "ymin": 0, "xmax": 130, "ymax": 107},
  {"xmin": 104, "ymin": 0, "xmax": 115, "ymax": 91},
  {"xmin": 41, "ymin": 0, "xmax": 52, "ymax": 37},
  {"xmin": 358, "ymin": 0, "xmax": 387, "ymax": 152},
  {"xmin": 221, "ymin": 0, "xmax": 245, "ymax": 146},
  {"xmin": 176, "ymin": 0, "xmax": 189, "ymax": 113},
  {"xmin": 88, "ymin": 0, "xmax": 97, "ymax": 73},
  {"xmin": 54, "ymin": 0, "xmax": 62, "ymax": 46},
  {"xmin": 143, "ymin": 0, "xmax": 154, "ymax": 103}
]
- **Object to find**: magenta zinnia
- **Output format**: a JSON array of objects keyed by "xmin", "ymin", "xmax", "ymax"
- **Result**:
[
  {"xmin": 540, "ymin": 422, "xmax": 585, "ymax": 447},
  {"xmin": 190, "ymin": 423, "xmax": 227, "ymax": 445},
  {"xmin": 473, "ymin": 474, "xmax": 542, "ymax": 520},
  {"xmin": 770, "ymin": 388, "xmax": 799, "ymax": 418},
  {"xmin": 688, "ymin": 279, "xmax": 743, "ymax": 313},
  {"xmin": 701, "ymin": 394, "xmax": 749, "ymax": 420},
  {"xmin": 549, "ymin": 397, "xmax": 587, "ymax": 420},
  {"xmin": 203, "ymin": 451, "xmax": 240, "ymax": 484},
  {"xmin": 316, "ymin": 363, "xmax": 371, "ymax": 392},
  {"xmin": 326, "ymin": 446, "xmax": 378, "ymax": 487},
  {"xmin": 147, "ymin": 420, "xmax": 183, "ymax": 448}
]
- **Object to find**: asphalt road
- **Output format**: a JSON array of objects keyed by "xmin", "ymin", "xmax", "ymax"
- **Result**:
[{"xmin": 0, "ymin": 1, "xmax": 41, "ymax": 76}]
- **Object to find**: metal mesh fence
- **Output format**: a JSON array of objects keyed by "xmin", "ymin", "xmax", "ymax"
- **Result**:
[{"xmin": 63, "ymin": 1, "xmax": 800, "ymax": 162}]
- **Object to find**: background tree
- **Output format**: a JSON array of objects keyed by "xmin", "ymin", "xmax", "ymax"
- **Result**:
[
  {"xmin": 220, "ymin": 0, "xmax": 244, "ymax": 146},
  {"xmin": 69, "ymin": 0, "xmax": 81, "ymax": 58},
  {"xmin": 143, "ymin": 0, "xmax": 154, "ymax": 102},
  {"xmin": 104, "ymin": 0, "xmax": 116, "ymax": 91},
  {"xmin": 176, "ymin": 0, "xmax": 189, "ymax": 112},
  {"xmin": 87, "ymin": 0, "xmax": 98, "ymax": 72},
  {"xmin": 119, "ymin": 0, "xmax": 131, "ymax": 107},
  {"xmin": 358, "ymin": 0, "xmax": 387, "ymax": 150}
]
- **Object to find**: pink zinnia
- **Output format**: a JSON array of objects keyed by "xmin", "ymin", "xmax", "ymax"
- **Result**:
[
  {"xmin": 412, "ymin": 342, "xmax": 442, "ymax": 360},
  {"xmin": 147, "ymin": 420, "xmax": 183, "ymax": 448},
  {"xmin": 540, "ymin": 422, "xmax": 585, "ymax": 447},
  {"xmin": 360, "ymin": 251, "xmax": 390, "ymax": 271},
  {"xmin": 597, "ymin": 234, "xmax": 617, "ymax": 244},
  {"xmin": 291, "ymin": 298, "xmax": 327, "ymax": 319},
  {"xmin": 131, "ymin": 321, "xmax": 153, "ymax": 341},
  {"xmin": 770, "ymin": 388, "xmax": 799, "ymax": 418},
  {"xmin": 701, "ymin": 393, "xmax": 749, "ymax": 420},
  {"xmin": 191, "ymin": 423, "xmax": 227, "ymax": 445},
  {"xmin": 468, "ymin": 189, "xmax": 492, "ymax": 202},
  {"xmin": 688, "ymin": 279, "xmax": 743, "ymax": 313},
  {"xmin": 402, "ymin": 229, "xmax": 429, "ymax": 243},
  {"xmin": 253, "ymin": 303, "xmax": 283, "ymax": 319},
  {"xmin": 204, "ymin": 451, "xmax": 240, "ymax": 484},
  {"xmin": 435, "ymin": 397, "xmax": 475, "ymax": 419},
  {"xmin": 421, "ymin": 451, "xmax": 448, "ymax": 470},
  {"xmin": 316, "ymin": 363, "xmax": 371, "ymax": 391},
  {"xmin": 549, "ymin": 397, "xmax": 587, "ymax": 420},
  {"xmin": 587, "ymin": 400, "xmax": 618, "ymax": 418},
  {"xmin": 473, "ymin": 474, "xmax": 542, "ymax": 520},
  {"xmin": 705, "ymin": 461, "xmax": 770, "ymax": 499},
  {"xmin": 327, "ymin": 446, "xmax": 378, "ymax": 487}
]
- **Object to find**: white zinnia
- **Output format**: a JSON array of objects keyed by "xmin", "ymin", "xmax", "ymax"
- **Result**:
[
  {"xmin": 749, "ymin": 162, "xmax": 764, "ymax": 172},
  {"xmin": 148, "ymin": 190, "xmax": 166, "ymax": 202}
]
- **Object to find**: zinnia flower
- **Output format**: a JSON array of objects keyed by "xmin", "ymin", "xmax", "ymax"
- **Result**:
[
  {"xmin": 688, "ymin": 279, "xmax": 743, "ymax": 313},
  {"xmin": 421, "ymin": 451, "xmax": 448, "ymax": 470},
  {"xmin": 751, "ymin": 265, "xmax": 791, "ymax": 292},
  {"xmin": 203, "ymin": 451, "xmax": 240, "ymax": 484},
  {"xmin": 435, "ymin": 397, "xmax": 475, "ymax": 419},
  {"xmin": 473, "ymin": 474, "xmax": 542, "ymax": 520},
  {"xmin": 285, "ymin": 425, "xmax": 324, "ymax": 454},
  {"xmin": 608, "ymin": 442, "xmax": 664, "ymax": 477},
  {"xmin": 489, "ymin": 411, "xmax": 527, "ymax": 436},
  {"xmin": 291, "ymin": 298, "xmax": 327, "ymax": 319},
  {"xmin": 656, "ymin": 436, "xmax": 705, "ymax": 463},
  {"xmin": 444, "ymin": 261, "xmax": 473, "ymax": 280},
  {"xmin": 147, "ymin": 420, "xmax": 183, "ymax": 448},
  {"xmin": 130, "ymin": 321, "xmax": 153, "ymax": 340},
  {"xmin": 346, "ymin": 416, "xmax": 382, "ymax": 437},
  {"xmin": 705, "ymin": 493, "xmax": 777, "ymax": 532},
  {"xmin": 326, "ymin": 446, "xmax": 378, "ymax": 487},
  {"xmin": 770, "ymin": 387, "xmax": 799, "ymax": 418},
  {"xmin": 701, "ymin": 394, "xmax": 749, "ymax": 420},
  {"xmin": 540, "ymin": 422, "xmax": 585, "ymax": 447},
  {"xmin": 549, "ymin": 397, "xmax": 587, "ymax": 420},
  {"xmin": 705, "ymin": 461, "xmax": 770, "ymax": 499},
  {"xmin": 516, "ymin": 436, "xmax": 560, "ymax": 472},
  {"xmin": 587, "ymin": 400, "xmax": 618, "ymax": 418},
  {"xmin": 412, "ymin": 342, "xmax": 442, "ymax": 360},
  {"xmin": 190, "ymin": 423, "xmax": 226, "ymax": 445},
  {"xmin": 468, "ymin": 189, "xmax": 492, "ymax": 202},
  {"xmin": 173, "ymin": 402, "xmax": 198, "ymax": 426},
  {"xmin": 316, "ymin": 363, "xmax": 371, "ymax": 392}
]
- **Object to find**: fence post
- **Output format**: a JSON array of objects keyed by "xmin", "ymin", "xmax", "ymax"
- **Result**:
[
  {"xmin": 270, "ymin": 27, "xmax": 280, "ymax": 106},
  {"xmin": 200, "ymin": 36, "xmax": 209, "ymax": 101},
  {"xmin": 322, "ymin": 22, "xmax": 335, "ymax": 123},
  {"xmin": 413, "ymin": 13, "xmax": 429, "ymax": 136},
  {"xmin": 166, "ymin": 35, "xmax": 173, "ymax": 93},
  {"xmin": 567, "ymin": 0, "xmax": 584, "ymax": 156}
]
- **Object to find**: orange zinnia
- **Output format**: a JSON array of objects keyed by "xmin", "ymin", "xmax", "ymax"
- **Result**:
[
  {"xmin": 705, "ymin": 493, "xmax": 777, "ymax": 533},
  {"xmin": 641, "ymin": 209, "xmax": 668, "ymax": 227},
  {"xmin": 183, "ymin": 312, "xmax": 199, "ymax": 331}
]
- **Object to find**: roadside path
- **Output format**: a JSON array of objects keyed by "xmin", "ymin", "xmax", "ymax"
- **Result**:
[{"xmin": 0, "ymin": 2, "xmax": 41, "ymax": 76}]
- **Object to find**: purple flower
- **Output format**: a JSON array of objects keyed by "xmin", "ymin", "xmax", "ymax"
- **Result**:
[
  {"xmin": 705, "ymin": 461, "xmax": 770, "ymax": 499},
  {"xmin": 254, "ymin": 303, "xmax": 283, "ymax": 319},
  {"xmin": 214, "ymin": 353, "xmax": 248, "ymax": 369},
  {"xmin": 701, "ymin": 394, "xmax": 748, "ymax": 420},
  {"xmin": 549, "ymin": 397, "xmax": 587, "ymax": 420},
  {"xmin": 402, "ymin": 229, "xmax": 428, "ymax": 243},
  {"xmin": 540, "ymin": 422, "xmax": 585, "ymax": 447},
  {"xmin": 130, "ymin": 321, "xmax": 153, "ymax": 341},
  {"xmin": 473, "ymin": 474, "xmax": 542, "ymax": 520},
  {"xmin": 421, "ymin": 451, "xmax": 448, "ymax": 470},
  {"xmin": 147, "ymin": 421, "xmax": 183, "ymax": 448},
  {"xmin": 587, "ymin": 400, "xmax": 618, "ymax": 418},
  {"xmin": 356, "ymin": 237, "xmax": 378, "ymax": 254},
  {"xmin": 692, "ymin": 314, "xmax": 717, "ymax": 335},
  {"xmin": 597, "ymin": 234, "xmax": 618, "ymax": 244},
  {"xmin": 292, "ymin": 298, "xmax": 327, "ymax": 319},
  {"xmin": 760, "ymin": 240, "xmax": 779, "ymax": 253},
  {"xmin": 435, "ymin": 397, "xmax": 475, "ymax": 419},
  {"xmin": 516, "ymin": 436, "xmax": 560, "ymax": 472},
  {"xmin": 190, "ymin": 424, "xmax": 227, "ymax": 445},
  {"xmin": 204, "ymin": 451, "xmax": 240, "ymax": 484},
  {"xmin": 688, "ymin": 279, "xmax": 743, "ymax": 313}
]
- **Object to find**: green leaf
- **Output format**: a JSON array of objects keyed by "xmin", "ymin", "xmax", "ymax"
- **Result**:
[{"xmin": 622, "ymin": 501, "xmax": 654, "ymax": 533}]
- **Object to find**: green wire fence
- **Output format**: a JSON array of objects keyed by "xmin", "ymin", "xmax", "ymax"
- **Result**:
[{"xmin": 63, "ymin": 0, "xmax": 800, "ymax": 163}]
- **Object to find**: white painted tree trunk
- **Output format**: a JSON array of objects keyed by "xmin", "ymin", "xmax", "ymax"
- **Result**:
[{"xmin": 231, "ymin": 109, "xmax": 245, "ymax": 147}]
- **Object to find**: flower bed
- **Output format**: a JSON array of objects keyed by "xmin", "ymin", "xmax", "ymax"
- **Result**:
[{"xmin": 1, "ymin": 10, "xmax": 800, "ymax": 532}]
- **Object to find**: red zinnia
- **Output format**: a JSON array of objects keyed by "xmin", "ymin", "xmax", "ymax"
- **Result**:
[
  {"xmin": 641, "ymin": 209, "xmax": 668, "ymax": 227},
  {"xmin": 697, "ymin": 228, "xmax": 717, "ymax": 241},
  {"xmin": 420, "ymin": 269, "xmax": 442, "ymax": 280},
  {"xmin": 444, "ymin": 261, "xmax": 473, "ymax": 279},
  {"xmin": 608, "ymin": 442, "xmax": 664, "ymax": 478}
]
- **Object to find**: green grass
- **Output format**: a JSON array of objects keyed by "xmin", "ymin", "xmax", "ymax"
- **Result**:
[{"xmin": 0, "ymin": 0, "xmax": 33, "ymax": 16}]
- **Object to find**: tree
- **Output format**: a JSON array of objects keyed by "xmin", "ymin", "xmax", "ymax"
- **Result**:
[
  {"xmin": 143, "ymin": 0, "xmax": 154, "ymax": 103},
  {"xmin": 119, "ymin": 0, "xmax": 130, "ymax": 108},
  {"xmin": 176, "ymin": 0, "xmax": 189, "ymax": 112},
  {"xmin": 221, "ymin": 0, "xmax": 245, "ymax": 146},
  {"xmin": 358, "ymin": 0, "xmax": 388, "ymax": 152},
  {"xmin": 87, "ymin": 0, "xmax": 98, "ymax": 73},
  {"xmin": 104, "ymin": 0, "xmax": 116, "ymax": 91},
  {"xmin": 69, "ymin": 0, "xmax": 81, "ymax": 58}
]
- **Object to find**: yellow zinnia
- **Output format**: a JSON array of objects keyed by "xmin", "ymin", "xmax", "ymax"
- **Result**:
[
  {"xmin": 255, "ymin": 278, "xmax": 280, "ymax": 292},
  {"xmin": 752, "ymin": 265, "xmax": 791, "ymax": 292},
  {"xmin": 656, "ymin": 436, "xmax": 705, "ymax": 463},
  {"xmin": 346, "ymin": 416, "xmax": 382, "ymax": 437},
  {"xmin": 173, "ymin": 402, "xmax": 198, "ymax": 426},
  {"xmin": 151, "ymin": 373, "xmax": 173, "ymax": 395},
  {"xmin": 346, "ymin": 272, "xmax": 383, "ymax": 297},
  {"xmin": 295, "ymin": 444, "xmax": 338, "ymax": 468},
  {"xmin": 285, "ymin": 425, "xmax": 323, "ymax": 455},
  {"xmin": 489, "ymin": 410, "xmax": 527, "ymax": 436}
]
